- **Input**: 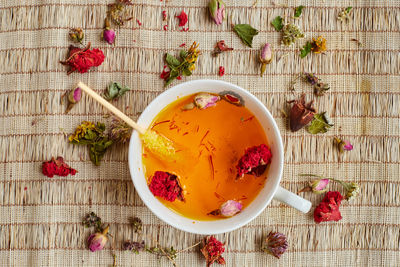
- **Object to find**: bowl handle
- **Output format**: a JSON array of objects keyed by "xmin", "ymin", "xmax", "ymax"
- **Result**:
[{"xmin": 273, "ymin": 186, "xmax": 312, "ymax": 213}]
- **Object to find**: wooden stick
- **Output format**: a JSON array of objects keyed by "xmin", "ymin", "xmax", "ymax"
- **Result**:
[{"xmin": 77, "ymin": 81, "xmax": 146, "ymax": 134}]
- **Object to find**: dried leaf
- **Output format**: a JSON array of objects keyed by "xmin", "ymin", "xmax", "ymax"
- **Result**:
[
  {"xmin": 165, "ymin": 53, "xmax": 181, "ymax": 68},
  {"xmin": 300, "ymin": 41, "xmax": 312, "ymax": 58},
  {"xmin": 105, "ymin": 82, "xmax": 130, "ymax": 101},
  {"xmin": 294, "ymin": 6, "xmax": 305, "ymax": 18},
  {"xmin": 307, "ymin": 112, "xmax": 334, "ymax": 134},
  {"xmin": 271, "ymin": 16, "xmax": 283, "ymax": 31},
  {"xmin": 233, "ymin": 24, "xmax": 259, "ymax": 47}
]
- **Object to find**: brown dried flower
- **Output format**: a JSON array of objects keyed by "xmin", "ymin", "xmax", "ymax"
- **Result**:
[
  {"xmin": 287, "ymin": 94, "xmax": 316, "ymax": 132},
  {"xmin": 129, "ymin": 217, "xmax": 143, "ymax": 233},
  {"xmin": 262, "ymin": 231, "xmax": 288, "ymax": 259}
]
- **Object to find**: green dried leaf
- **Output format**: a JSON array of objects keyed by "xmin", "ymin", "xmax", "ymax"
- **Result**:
[
  {"xmin": 182, "ymin": 68, "xmax": 192, "ymax": 76},
  {"xmin": 165, "ymin": 69, "xmax": 179, "ymax": 87},
  {"xmin": 271, "ymin": 16, "xmax": 283, "ymax": 31},
  {"xmin": 300, "ymin": 41, "xmax": 312, "ymax": 58},
  {"xmin": 345, "ymin": 7, "xmax": 352, "ymax": 13},
  {"xmin": 165, "ymin": 53, "xmax": 181, "ymax": 68},
  {"xmin": 307, "ymin": 112, "xmax": 334, "ymax": 134},
  {"xmin": 105, "ymin": 82, "xmax": 130, "ymax": 101},
  {"xmin": 89, "ymin": 138, "xmax": 113, "ymax": 166},
  {"xmin": 294, "ymin": 6, "xmax": 305, "ymax": 18},
  {"xmin": 233, "ymin": 24, "xmax": 259, "ymax": 47},
  {"xmin": 179, "ymin": 50, "xmax": 188, "ymax": 60}
]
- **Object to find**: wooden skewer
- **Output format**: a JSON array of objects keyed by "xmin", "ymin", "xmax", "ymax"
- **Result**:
[{"xmin": 77, "ymin": 81, "xmax": 146, "ymax": 134}]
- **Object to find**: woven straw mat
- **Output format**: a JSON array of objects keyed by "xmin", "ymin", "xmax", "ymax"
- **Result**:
[{"xmin": 0, "ymin": 0, "xmax": 399, "ymax": 266}]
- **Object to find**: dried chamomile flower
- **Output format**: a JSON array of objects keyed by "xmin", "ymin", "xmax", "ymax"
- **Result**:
[{"xmin": 281, "ymin": 24, "xmax": 304, "ymax": 46}]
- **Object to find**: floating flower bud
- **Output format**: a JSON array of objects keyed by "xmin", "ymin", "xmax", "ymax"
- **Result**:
[
  {"xmin": 69, "ymin": 28, "xmax": 84, "ymax": 43},
  {"xmin": 87, "ymin": 226, "xmax": 109, "ymax": 252},
  {"xmin": 194, "ymin": 93, "xmax": 220, "ymax": 109},
  {"xmin": 259, "ymin": 43, "xmax": 273, "ymax": 77},
  {"xmin": 221, "ymin": 200, "xmax": 242, "ymax": 217},
  {"xmin": 149, "ymin": 171, "xmax": 185, "ymax": 202},
  {"xmin": 220, "ymin": 91, "xmax": 244, "ymax": 106},
  {"xmin": 236, "ymin": 144, "xmax": 272, "ymax": 178},
  {"xmin": 287, "ymin": 94, "xmax": 316, "ymax": 132},
  {"xmin": 66, "ymin": 87, "xmax": 82, "ymax": 113},
  {"xmin": 262, "ymin": 231, "xmax": 288, "ymax": 259},
  {"xmin": 208, "ymin": 0, "xmax": 225, "ymax": 25}
]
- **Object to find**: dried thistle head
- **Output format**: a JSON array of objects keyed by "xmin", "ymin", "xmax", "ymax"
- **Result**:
[
  {"xmin": 287, "ymin": 94, "xmax": 316, "ymax": 132},
  {"xmin": 109, "ymin": 117, "xmax": 133, "ymax": 143}
]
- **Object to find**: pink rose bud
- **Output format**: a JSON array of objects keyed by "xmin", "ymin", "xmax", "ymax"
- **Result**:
[
  {"xmin": 194, "ymin": 93, "xmax": 220, "ymax": 109},
  {"xmin": 220, "ymin": 200, "xmax": 242, "ymax": 217},
  {"xmin": 87, "ymin": 226, "xmax": 109, "ymax": 252},
  {"xmin": 209, "ymin": 0, "xmax": 225, "ymax": 25},
  {"xmin": 343, "ymin": 140, "xmax": 353, "ymax": 151},
  {"xmin": 260, "ymin": 43, "xmax": 273, "ymax": 77},
  {"xmin": 66, "ymin": 87, "xmax": 82, "ymax": 113},
  {"xmin": 310, "ymin": 178, "xmax": 329, "ymax": 194},
  {"xmin": 103, "ymin": 29, "xmax": 116, "ymax": 45}
]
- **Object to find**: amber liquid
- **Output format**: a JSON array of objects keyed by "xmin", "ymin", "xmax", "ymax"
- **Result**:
[{"xmin": 142, "ymin": 94, "xmax": 269, "ymax": 220}]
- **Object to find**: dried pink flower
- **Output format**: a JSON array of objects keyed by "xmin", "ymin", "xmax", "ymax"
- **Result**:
[
  {"xmin": 262, "ymin": 231, "xmax": 288, "ymax": 259},
  {"xmin": 87, "ymin": 226, "xmax": 109, "ymax": 252},
  {"xmin": 194, "ymin": 93, "xmax": 220, "ymax": 109}
]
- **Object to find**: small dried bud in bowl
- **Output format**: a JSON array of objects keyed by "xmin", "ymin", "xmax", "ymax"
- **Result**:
[
  {"xmin": 194, "ymin": 93, "xmax": 220, "ymax": 109},
  {"xmin": 259, "ymin": 43, "xmax": 273, "ymax": 77},
  {"xmin": 87, "ymin": 226, "xmax": 109, "ymax": 252},
  {"xmin": 208, "ymin": 0, "xmax": 225, "ymax": 25},
  {"xmin": 262, "ymin": 231, "xmax": 288, "ymax": 259},
  {"xmin": 208, "ymin": 200, "xmax": 242, "ymax": 217},
  {"xmin": 148, "ymin": 171, "xmax": 185, "ymax": 202},
  {"xmin": 66, "ymin": 87, "xmax": 82, "ymax": 113},
  {"xmin": 69, "ymin": 28, "xmax": 84, "ymax": 43},
  {"xmin": 236, "ymin": 144, "xmax": 272, "ymax": 178}
]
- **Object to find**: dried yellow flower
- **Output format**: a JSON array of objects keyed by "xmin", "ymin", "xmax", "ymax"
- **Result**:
[{"xmin": 311, "ymin": 36, "xmax": 327, "ymax": 54}]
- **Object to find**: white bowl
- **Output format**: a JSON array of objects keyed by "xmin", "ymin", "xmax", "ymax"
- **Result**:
[{"xmin": 128, "ymin": 80, "xmax": 311, "ymax": 235}]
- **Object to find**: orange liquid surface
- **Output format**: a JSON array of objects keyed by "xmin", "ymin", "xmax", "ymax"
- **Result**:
[{"xmin": 142, "ymin": 94, "xmax": 269, "ymax": 220}]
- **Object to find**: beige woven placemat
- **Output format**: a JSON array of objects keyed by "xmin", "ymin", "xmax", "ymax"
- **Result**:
[{"xmin": 1, "ymin": 0, "xmax": 399, "ymax": 266}]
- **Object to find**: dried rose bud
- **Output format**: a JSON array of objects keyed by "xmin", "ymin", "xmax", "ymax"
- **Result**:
[
  {"xmin": 310, "ymin": 178, "xmax": 329, "ymax": 194},
  {"xmin": 259, "ymin": 43, "xmax": 273, "ymax": 77},
  {"xmin": 181, "ymin": 102, "xmax": 195, "ymax": 111},
  {"xmin": 262, "ymin": 231, "xmax": 288, "ymax": 259},
  {"xmin": 335, "ymin": 137, "xmax": 353, "ymax": 153},
  {"xmin": 66, "ymin": 87, "xmax": 82, "ymax": 113},
  {"xmin": 221, "ymin": 200, "xmax": 242, "ymax": 217},
  {"xmin": 194, "ymin": 93, "xmax": 220, "ymax": 109},
  {"xmin": 287, "ymin": 94, "xmax": 316, "ymax": 132},
  {"xmin": 208, "ymin": 0, "xmax": 225, "ymax": 25},
  {"xmin": 69, "ymin": 28, "xmax": 84, "ymax": 43},
  {"xmin": 87, "ymin": 226, "xmax": 109, "ymax": 252},
  {"xmin": 103, "ymin": 29, "xmax": 116, "ymax": 45},
  {"xmin": 220, "ymin": 91, "xmax": 244, "ymax": 106}
]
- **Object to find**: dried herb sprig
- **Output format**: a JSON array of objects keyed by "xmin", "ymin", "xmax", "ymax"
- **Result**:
[
  {"xmin": 83, "ymin": 212, "xmax": 103, "ymax": 232},
  {"xmin": 338, "ymin": 7, "xmax": 352, "ymax": 23},
  {"xmin": 162, "ymin": 41, "xmax": 201, "ymax": 86},
  {"xmin": 302, "ymin": 73, "xmax": 330, "ymax": 96},
  {"xmin": 212, "ymin": 40, "xmax": 233, "ymax": 57},
  {"xmin": 107, "ymin": 2, "xmax": 133, "ymax": 26}
]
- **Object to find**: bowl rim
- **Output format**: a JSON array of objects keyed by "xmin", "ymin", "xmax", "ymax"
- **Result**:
[{"xmin": 128, "ymin": 79, "xmax": 284, "ymax": 234}]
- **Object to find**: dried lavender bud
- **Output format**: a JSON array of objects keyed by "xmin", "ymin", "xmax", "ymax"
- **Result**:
[
  {"xmin": 123, "ymin": 240, "xmax": 145, "ymax": 253},
  {"xmin": 129, "ymin": 217, "xmax": 143, "ymax": 233},
  {"xmin": 262, "ymin": 231, "xmax": 288, "ymax": 259}
]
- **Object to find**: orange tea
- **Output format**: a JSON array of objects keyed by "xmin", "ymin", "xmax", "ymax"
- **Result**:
[{"xmin": 142, "ymin": 93, "xmax": 270, "ymax": 220}]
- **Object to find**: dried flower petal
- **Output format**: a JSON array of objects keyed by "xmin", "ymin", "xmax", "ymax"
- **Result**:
[
  {"xmin": 282, "ymin": 24, "xmax": 304, "ymax": 46},
  {"xmin": 194, "ymin": 93, "xmax": 220, "ymax": 109},
  {"xmin": 262, "ymin": 232, "xmax": 288, "ymax": 259},
  {"xmin": 87, "ymin": 226, "xmax": 109, "ymax": 252},
  {"xmin": 311, "ymin": 36, "xmax": 327, "ymax": 54},
  {"xmin": 314, "ymin": 191, "xmax": 343, "ymax": 223},
  {"xmin": 149, "ymin": 171, "xmax": 185, "ymax": 202},
  {"xmin": 221, "ymin": 200, "xmax": 242, "ymax": 217},
  {"xmin": 218, "ymin": 66, "xmax": 225, "ymax": 76},
  {"xmin": 303, "ymin": 73, "xmax": 319, "ymax": 85},
  {"xmin": 60, "ymin": 43, "xmax": 105, "ymax": 75},
  {"xmin": 212, "ymin": 40, "xmax": 233, "ymax": 57},
  {"xmin": 310, "ymin": 178, "xmax": 330, "ymax": 194},
  {"xmin": 236, "ymin": 144, "xmax": 272, "ymax": 178},
  {"xmin": 109, "ymin": 117, "xmax": 132, "ymax": 143},
  {"xmin": 129, "ymin": 217, "xmax": 143, "ymax": 233},
  {"xmin": 69, "ymin": 28, "xmax": 84, "ymax": 43},
  {"xmin": 201, "ymin": 236, "xmax": 226, "ymax": 267},
  {"xmin": 176, "ymin": 10, "xmax": 188, "ymax": 27},
  {"xmin": 219, "ymin": 91, "xmax": 244, "ymax": 106},
  {"xmin": 83, "ymin": 212, "xmax": 102, "ymax": 230},
  {"xmin": 208, "ymin": 0, "xmax": 225, "ymax": 25},
  {"xmin": 287, "ymin": 94, "xmax": 316, "ymax": 132},
  {"xmin": 123, "ymin": 240, "xmax": 145, "ymax": 253},
  {"xmin": 260, "ymin": 43, "xmax": 273, "ymax": 77},
  {"xmin": 42, "ymin": 156, "xmax": 77, "ymax": 178}
]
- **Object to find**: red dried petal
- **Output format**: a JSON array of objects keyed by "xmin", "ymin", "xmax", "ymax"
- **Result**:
[
  {"xmin": 160, "ymin": 69, "xmax": 170, "ymax": 80},
  {"xmin": 219, "ymin": 66, "xmax": 225, "ymax": 76},
  {"xmin": 176, "ymin": 10, "xmax": 188, "ymax": 27},
  {"xmin": 201, "ymin": 236, "xmax": 225, "ymax": 267},
  {"xmin": 148, "ymin": 171, "xmax": 184, "ymax": 202},
  {"xmin": 61, "ymin": 44, "xmax": 105, "ymax": 75},
  {"xmin": 42, "ymin": 157, "xmax": 77, "ymax": 178},
  {"xmin": 236, "ymin": 144, "xmax": 272, "ymax": 178},
  {"xmin": 314, "ymin": 191, "xmax": 343, "ymax": 223}
]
